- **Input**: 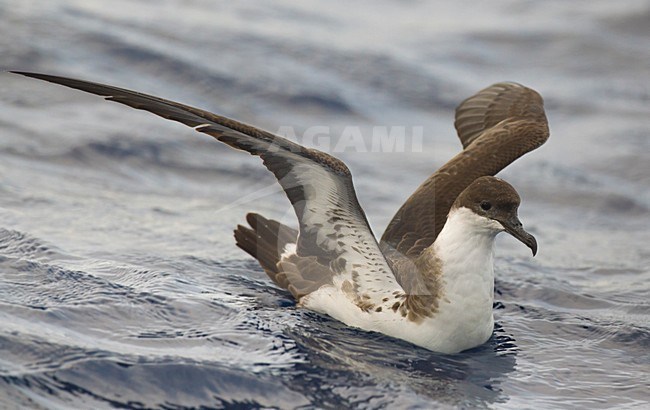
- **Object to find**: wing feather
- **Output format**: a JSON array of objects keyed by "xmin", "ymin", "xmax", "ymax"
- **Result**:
[{"xmin": 13, "ymin": 71, "xmax": 403, "ymax": 305}]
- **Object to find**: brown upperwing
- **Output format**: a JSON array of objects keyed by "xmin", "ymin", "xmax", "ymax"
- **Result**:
[{"xmin": 380, "ymin": 83, "xmax": 549, "ymax": 261}]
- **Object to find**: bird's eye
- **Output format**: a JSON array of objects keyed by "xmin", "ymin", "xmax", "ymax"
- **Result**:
[{"xmin": 480, "ymin": 201, "xmax": 492, "ymax": 211}]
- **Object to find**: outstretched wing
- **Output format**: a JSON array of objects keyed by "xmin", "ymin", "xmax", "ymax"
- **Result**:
[
  {"xmin": 13, "ymin": 71, "xmax": 404, "ymax": 304},
  {"xmin": 381, "ymin": 82, "xmax": 549, "ymax": 258}
]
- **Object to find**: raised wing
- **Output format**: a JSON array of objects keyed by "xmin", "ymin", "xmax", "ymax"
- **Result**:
[
  {"xmin": 454, "ymin": 82, "xmax": 547, "ymax": 148},
  {"xmin": 13, "ymin": 71, "xmax": 404, "ymax": 305},
  {"xmin": 381, "ymin": 82, "xmax": 549, "ymax": 258}
]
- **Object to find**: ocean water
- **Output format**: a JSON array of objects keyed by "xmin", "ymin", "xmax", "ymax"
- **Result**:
[{"xmin": 1, "ymin": 0, "xmax": 649, "ymax": 408}]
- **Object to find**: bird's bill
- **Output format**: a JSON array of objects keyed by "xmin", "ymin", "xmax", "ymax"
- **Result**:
[{"xmin": 501, "ymin": 216, "xmax": 537, "ymax": 256}]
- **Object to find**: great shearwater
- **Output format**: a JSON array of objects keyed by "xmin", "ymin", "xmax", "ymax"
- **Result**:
[{"xmin": 12, "ymin": 72, "xmax": 549, "ymax": 353}]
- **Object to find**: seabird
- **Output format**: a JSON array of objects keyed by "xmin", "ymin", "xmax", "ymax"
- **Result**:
[{"xmin": 12, "ymin": 72, "xmax": 549, "ymax": 353}]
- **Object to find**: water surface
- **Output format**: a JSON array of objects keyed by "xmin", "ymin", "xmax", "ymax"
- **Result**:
[{"xmin": 1, "ymin": 0, "xmax": 649, "ymax": 408}]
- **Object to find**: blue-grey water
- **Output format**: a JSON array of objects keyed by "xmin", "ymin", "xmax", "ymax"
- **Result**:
[{"xmin": 1, "ymin": 0, "xmax": 649, "ymax": 408}]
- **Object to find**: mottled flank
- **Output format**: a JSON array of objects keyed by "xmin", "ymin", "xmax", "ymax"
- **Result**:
[
  {"xmin": 384, "ymin": 252, "xmax": 445, "ymax": 323},
  {"xmin": 357, "ymin": 296, "xmax": 377, "ymax": 313},
  {"xmin": 341, "ymin": 279, "xmax": 377, "ymax": 312}
]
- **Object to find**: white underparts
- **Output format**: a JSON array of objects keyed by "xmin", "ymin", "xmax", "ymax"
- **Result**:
[{"xmin": 301, "ymin": 206, "xmax": 503, "ymax": 354}]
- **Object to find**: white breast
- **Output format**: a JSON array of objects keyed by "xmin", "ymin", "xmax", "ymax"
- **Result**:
[{"xmin": 423, "ymin": 207, "xmax": 500, "ymax": 351}]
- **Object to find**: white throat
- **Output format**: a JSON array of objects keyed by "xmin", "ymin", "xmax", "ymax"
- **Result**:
[{"xmin": 433, "ymin": 207, "xmax": 502, "ymax": 270}]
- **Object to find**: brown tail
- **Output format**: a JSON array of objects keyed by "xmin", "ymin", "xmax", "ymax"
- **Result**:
[{"xmin": 234, "ymin": 213, "xmax": 298, "ymax": 290}]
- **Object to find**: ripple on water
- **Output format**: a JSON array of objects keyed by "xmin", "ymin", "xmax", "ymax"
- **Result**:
[
  {"xmin": 1, "ymin": 358, "xmax": 311, "ymax": 409},
  {"xmin": 0, "ymin": 229, "xmax": 71, "ymax": 262}
]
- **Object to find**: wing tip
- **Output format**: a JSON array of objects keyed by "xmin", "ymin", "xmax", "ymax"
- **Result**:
[{"xmin": 10, "ymin": 71, "xmax": 51, "ymax": 80}]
